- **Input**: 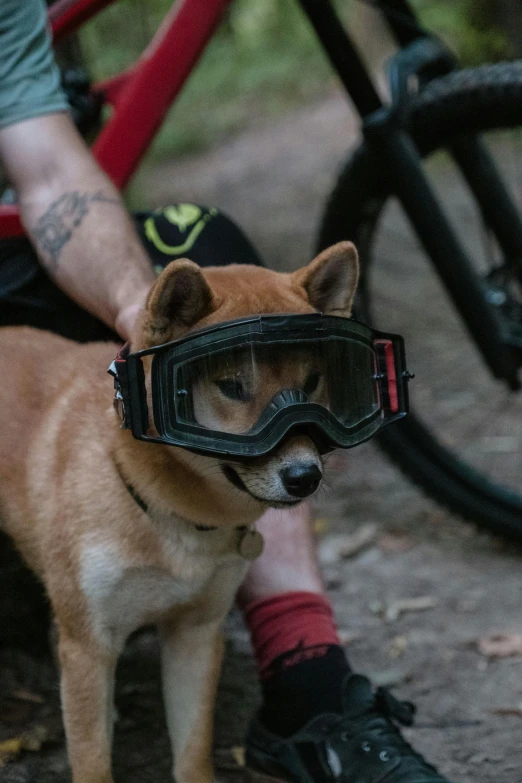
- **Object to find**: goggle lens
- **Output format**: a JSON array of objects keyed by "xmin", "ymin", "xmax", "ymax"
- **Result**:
[{"xmin": 170, "ymin": 337, "xmax": 380, "ymax": 436}]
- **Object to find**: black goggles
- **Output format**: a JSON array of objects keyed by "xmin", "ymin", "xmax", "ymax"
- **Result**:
[{"xmin": 108, "ymin": 314, "xmax": 412, "ymax": 458}]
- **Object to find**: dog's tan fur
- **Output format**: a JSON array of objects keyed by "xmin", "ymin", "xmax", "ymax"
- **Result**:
[{"xmin": 0, "ymin": 242, "xmax": 358, "ymax": 783}]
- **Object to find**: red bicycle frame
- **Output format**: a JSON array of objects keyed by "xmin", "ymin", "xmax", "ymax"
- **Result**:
[{"xmin": 0, "ymin": 0, "xmax": 233, "ymax": 238}]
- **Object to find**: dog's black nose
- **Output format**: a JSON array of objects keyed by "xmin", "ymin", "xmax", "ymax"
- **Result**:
[{"xmin": 280, "ymin": 463, "xmax": 322, "ymax": 498}]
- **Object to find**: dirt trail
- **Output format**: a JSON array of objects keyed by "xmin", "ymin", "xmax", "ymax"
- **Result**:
[
  {"xmin": 1, "ymin": 94, "xmax": 522, "ymax": 782},
  {"xmin": 139, "ymin": 93, "xmax": 358, "ymax": 272}
]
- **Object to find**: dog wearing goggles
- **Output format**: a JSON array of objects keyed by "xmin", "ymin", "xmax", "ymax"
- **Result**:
[{"xmin": 0, "ymin": 241, "xmax": 358, "ymax": 783}]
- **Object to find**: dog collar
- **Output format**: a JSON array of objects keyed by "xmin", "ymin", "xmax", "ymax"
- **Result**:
[
  {"xmin": 113, "ymin": 458, "xmax": 264, "ymax": 557},
  {"xmin": 113, "ymin": 457, "xmax": 218, "ymax": 531},
  {"xmin": 114, "ymin": 461, "xmax": 265, "ymax": 560}
]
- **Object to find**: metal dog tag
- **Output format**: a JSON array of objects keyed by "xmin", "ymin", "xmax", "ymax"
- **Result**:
[{"xmin": 238, "ymin": 529, "xmax": 265, "ymax": 561}]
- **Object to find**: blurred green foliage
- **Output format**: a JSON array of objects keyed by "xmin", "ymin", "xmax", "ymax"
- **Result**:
[
  {"xmin": 411, "ymin": 0, "xmax": 509, "ymax": 65},
  {"xmin": 81, "ymin": 0, "xmax": 343, "ymax": 160},
  {"xmin": 79, "ymin": 0, "xmax": 509, "ymax": 165}
]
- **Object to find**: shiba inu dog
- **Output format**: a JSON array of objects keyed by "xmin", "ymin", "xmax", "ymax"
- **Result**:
[{"xmin": 0, "ymin": 241, "xmax": 358, "ymax": 783}]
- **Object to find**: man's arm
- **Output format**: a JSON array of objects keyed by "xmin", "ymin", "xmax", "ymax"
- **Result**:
[
  {"xmin": 0, "ymin": 0, "xmax": 154, "ymax": 338},
  {"xmin": 0, "ymin": 113, "xmax": 155, "ymax": 339}
]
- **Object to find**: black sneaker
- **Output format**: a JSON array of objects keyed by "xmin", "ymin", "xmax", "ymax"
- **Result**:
[{"xmin": 245, "ymin": 674, "xmax": 452, "ymax": 783}]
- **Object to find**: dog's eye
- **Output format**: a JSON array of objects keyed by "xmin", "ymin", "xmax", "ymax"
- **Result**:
[
  {"xmin": 304, "ymin": 371, "xmax": 321, "ymax": 396},
  {"xmin": 215, "ymin": 378, "xmax": 251, "ymax": 402}
]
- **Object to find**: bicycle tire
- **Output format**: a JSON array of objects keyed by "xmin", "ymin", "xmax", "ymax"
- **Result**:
[{"xmin": 318, "ymin": 61, "xmax": 522, "ymax": 540}]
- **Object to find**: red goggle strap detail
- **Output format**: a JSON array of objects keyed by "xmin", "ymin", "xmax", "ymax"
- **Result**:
[
  {"xmin": 374, "ymin": 339, "xmax": 399, "ymax": 414},
  {"xmin": 116, "ymin": 340, "xmax": 131, "ymax": 362}
]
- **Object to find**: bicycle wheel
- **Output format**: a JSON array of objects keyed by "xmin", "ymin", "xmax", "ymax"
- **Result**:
[{"xmin": 318, "ymin": 62, "xmax": 522, "ymax": 540}]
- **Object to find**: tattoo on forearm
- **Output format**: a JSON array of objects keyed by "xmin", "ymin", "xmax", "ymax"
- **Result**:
[{"xmin": 31, "ymin": 190, "xmax": 120, "ymax": 269}]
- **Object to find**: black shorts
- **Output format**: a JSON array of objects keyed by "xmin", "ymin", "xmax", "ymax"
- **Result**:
[{"xmin": 0, "ymin": 204, "xmax": 263, "ymax": 341}]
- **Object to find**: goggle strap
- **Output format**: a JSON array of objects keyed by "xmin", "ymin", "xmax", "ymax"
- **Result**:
[
  {"xmin": 107, "ymin": 342, "xmax": 133, "ymax": 429},
  {"xmin": 374, "ymin": 339, "xmax": 399, "ymax": 414}
]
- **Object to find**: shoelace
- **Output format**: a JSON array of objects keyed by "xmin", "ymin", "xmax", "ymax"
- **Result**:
[{"xmin": 322, "ymin": 688, "xmax": 443, "ymax": 781}]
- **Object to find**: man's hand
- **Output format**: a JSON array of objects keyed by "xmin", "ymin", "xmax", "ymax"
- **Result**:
[{"xmin": 0, "ymin": 113, "xmax": 155, "ymax": 340}]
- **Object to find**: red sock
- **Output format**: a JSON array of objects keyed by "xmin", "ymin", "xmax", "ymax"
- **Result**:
[{"xmin": 244, "ymin": 591, "xmax": 342, "ymax": 680}]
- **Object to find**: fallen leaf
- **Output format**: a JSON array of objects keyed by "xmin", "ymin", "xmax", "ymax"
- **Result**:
[
  {"xmin": 0, "ymin": 724, "xmax": 50, "ymax": 766},
  {"xmin": 468, "ymin": 752, "xmax": 489, "ymax": 764},
  {"xmin": 491, "ymin": 707, "xmax": 522, "ymax": 718},
  {"xmin": 0, "ymin": 737, "xmax": 23, "ymax": 767},
  {"xmin": 378, "ymin": 532, "xmax": 414, "ymax": 553},
  {"xmin": 340, "ymin": 523, "xmax": 378, "ymax": 557},
  {"xmin": 318, "ymin": 524, "xmax": 378, "ymax": 564},
  {"xmin": 9, "ymin": 689, "xmax": 45, "ymax": 705},
  {"xmin": 479, "ymin": 633, "xmax": 522, "ymax": 659},
  {"xmin": 389, "ymin": 635, "xmax": 408, "ymax": 659},
  {"xmin": 385, "ymin": 596, "xmax": 438, "ymax": 623},
  {"xmin": 230, "ymin": 746, "xmax": 245, "ymax": 768},
  {"xmin": 313, "ymin": 518, "xmax": 329, "ymax": 535}
]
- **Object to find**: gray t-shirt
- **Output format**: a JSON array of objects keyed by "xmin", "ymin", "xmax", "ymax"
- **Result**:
[{"xmin": 0, "ymin": 0, "xmax": 69, "ymax": 128}]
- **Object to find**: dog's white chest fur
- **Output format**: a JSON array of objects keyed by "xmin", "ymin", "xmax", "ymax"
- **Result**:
[{"xmin": 79, "ymin": 528, "xmax": 246, "ymax": 650}]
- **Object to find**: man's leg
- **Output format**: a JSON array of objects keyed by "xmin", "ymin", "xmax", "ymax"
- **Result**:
[
  {"xmin": 238, "ymin": 504, "xmax": 322, "ymax": 602},
  {"xmin": 238, "ymin": 504, "xmax": 352, "ymax": 737},
  {"xmin": 239, "ymin": 505, "xmax": 451, "ymax": 783}
]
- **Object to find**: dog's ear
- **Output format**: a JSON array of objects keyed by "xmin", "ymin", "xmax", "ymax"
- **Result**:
[
  {"xmin": 294, "ymin": 241, "xmax": 359, "ymax": 316},
  {"xmin": 142, "ymin": 259, "xmax": 214, "ymax": 345}
]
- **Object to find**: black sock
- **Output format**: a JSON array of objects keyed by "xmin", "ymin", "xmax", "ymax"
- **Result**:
[{"xmin": 259, "ymin": 644, "xmax": 352, "ymax": 737}]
